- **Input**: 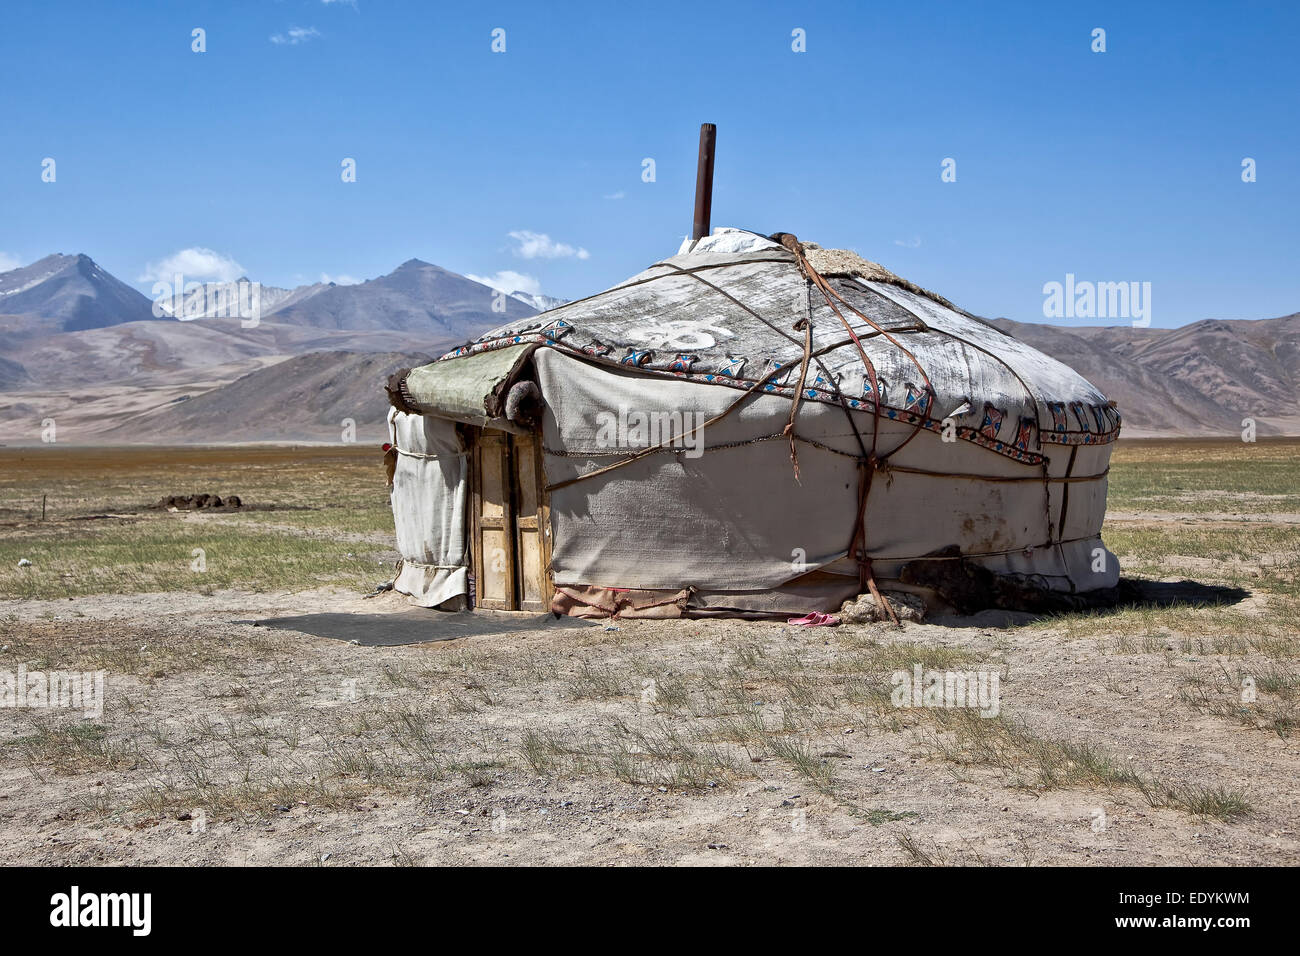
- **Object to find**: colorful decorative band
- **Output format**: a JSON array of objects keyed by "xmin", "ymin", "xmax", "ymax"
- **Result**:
[{"xmin": 433, "ymin": 334, "xmax": 1120, "ymax": 464}]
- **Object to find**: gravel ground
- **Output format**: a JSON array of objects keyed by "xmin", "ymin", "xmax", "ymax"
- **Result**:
[{"xmin": 2, "ymin": 584, "xmax": 1297, "ymax": 867}]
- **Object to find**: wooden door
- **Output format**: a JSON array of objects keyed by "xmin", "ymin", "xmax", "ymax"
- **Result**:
[
  {"xmin": 471, "ymin": 431, "xmax": 514, "ymax": 609},
  {"xmin": 470, "ymin": 429, "xmax": 553, "ymax": 611}
]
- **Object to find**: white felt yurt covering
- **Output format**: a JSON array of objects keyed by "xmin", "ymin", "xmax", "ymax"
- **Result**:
[{"xmin": 386, "ymin": 228, "xmax": 1122, "ymax": 619}]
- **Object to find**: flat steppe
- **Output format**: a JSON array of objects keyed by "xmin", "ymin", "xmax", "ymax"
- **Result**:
[{"xmin": 0, "ymin": 440, "xmax": 1296, "ymax": 865}]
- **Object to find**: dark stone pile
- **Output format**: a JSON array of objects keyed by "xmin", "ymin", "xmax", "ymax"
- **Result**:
[{"xmin": 155, "ymin": 493, "xmax": 243, "ymax": 510}]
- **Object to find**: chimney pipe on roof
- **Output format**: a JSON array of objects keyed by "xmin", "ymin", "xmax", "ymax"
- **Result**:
[{"xmin": 692, "ymin": 123, "xmax": 717, "ymax": 241}]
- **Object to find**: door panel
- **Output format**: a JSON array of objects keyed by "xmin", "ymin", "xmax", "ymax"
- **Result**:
[
  {"xmin": 513, "ymin": 433, "xmax": 547, "ymax": 611},
  {"xmin": 479, "ymin": 528, "xmax": 511, "ymax": 607},
  {"xmin": 479, "ymin": 437, "xmax": 507, "ymax": 520},
  {"xmin": 471, "ymin": 432, "xmax": 514, "ymax": 610}
]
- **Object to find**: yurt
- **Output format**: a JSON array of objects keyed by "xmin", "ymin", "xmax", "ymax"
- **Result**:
[{"xmin": 383, "ymin": 130, "xmax": 1121, "ymax": 621}]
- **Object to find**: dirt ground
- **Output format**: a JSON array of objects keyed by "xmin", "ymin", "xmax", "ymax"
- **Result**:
[
  {"xmin": 0, "ymin": 441, "xmax": 1297, "ymax": 866},
  {"xmin": 2, "ymin": 585, "xmax": 1297, "ymax": 867}
]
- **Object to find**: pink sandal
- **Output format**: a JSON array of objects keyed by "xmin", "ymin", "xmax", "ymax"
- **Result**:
[{"xmin": 787, "ymin": 612, "xmax": 841, "ymax": 627}]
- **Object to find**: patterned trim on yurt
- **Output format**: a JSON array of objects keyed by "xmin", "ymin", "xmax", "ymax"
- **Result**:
[{"xmin": 432, "ymin": 332, "xmax": 1121, "ymax": 465}]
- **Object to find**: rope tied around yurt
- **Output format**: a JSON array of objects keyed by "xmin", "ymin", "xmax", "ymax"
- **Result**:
[
  {"xmin": 775, "ymin": 232, "xmax": 951, "ymax": 626},
  {"xmin": 544, "ymin": 355, "xmax": 803, "ymax": 493},
  {"xmin": 538, "ymin": 232, "xmax": 1076, "ymax": 625},
  {"xmin": 782, "ymin": 313, "xmax": 814, "ymax": 482}
]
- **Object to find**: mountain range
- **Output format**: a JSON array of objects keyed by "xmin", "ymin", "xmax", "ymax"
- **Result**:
[
  {"xmin": 0, "ymin": 254, "xmax": 157, "ymax": 334},
  {"xmin": 990, "ymin": 316, "xmax": 1300, "ymax": 436},
  {"xmin": 0, "ymin": 253, "xmax": 1294, "ymax": 442}
]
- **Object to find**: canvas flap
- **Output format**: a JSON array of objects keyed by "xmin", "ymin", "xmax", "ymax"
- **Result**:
[
  {"xmin": 387, "ymin": 408, "xmax": 469, "ymax": 606},
  {"xmin": 402, "ymin": 343, "xmax": 535, "ymax": 426}
]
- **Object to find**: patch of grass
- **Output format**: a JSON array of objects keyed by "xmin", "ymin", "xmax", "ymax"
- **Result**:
[
  {"xmin": 1034, "ymin": 601, "xmax": 1300, "ymax": 657},
  {"xmin": 0, "ymin": 518, "xmax": 387, "ymax": 600},
  {"xmin": 640, "ymin": 668, "xmax": 692, "ymax": 713},
  {"xmin": 0, "ymin": 445, "xmax": 397, "ymax": 599},
  {"xmin": 604, "ymin": 720, "xmax": 740, "ymax": 789},
  {"xmin": 1178, "ymin": 663, "xmax": 1298, "ymax": 738},
  {"xmin": 515, "ymin": 721, "xmax": 740, "ymax": 790},
  {"xmin": 6, "ymin": 717, "xmax": 143, "ymax": 780},
  {"xmin": 1104, "ymin": 525, "xmax": 1300, "ymax": 601},
  {"xmin": 1107, "ymin": 439, "xmax": 1300, "ymax": 515},
  {"xmin": 0, "ymin": 445, "xmax": 384, "ymax": 521},
  {"xmin": 565, "ymin": 661, "xmax": 627, "ymax": 700},
  {"xmin": 896, "ymin": 832, "xmax": 950, "ymax": 866},
  {"xmin": 923, "ymin": 709, "xmax": 1251, "ymax": 822},
  {"xmin": 0, "ymin": 618, "xmax": 294, "ymax": 678},
  {"xmin": 1170, "ymin": 784, "xmax": 1252, "ymax": 820},
  {"xmin": 763, "ymin": 733, "xmax": 836, "ymax": 790},
  {"xmin": 863, "ymin": 807, "xmax": 918, "ymax": 826},
  {"xmin": 518, "ymin": 729, "xmax": 562, "ymax": 774},
  {"xmin": 449, "ymin": 760, "xmax": 504, "ymax": 788},
  {"xmin": 834, "ymin": 640, "xmax": 981, "ymax": 674}
]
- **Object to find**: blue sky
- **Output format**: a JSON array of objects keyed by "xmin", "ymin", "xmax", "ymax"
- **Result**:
[{"xmin": 1, "ymin": 0, "xmax": 1296, "ymax": 327}]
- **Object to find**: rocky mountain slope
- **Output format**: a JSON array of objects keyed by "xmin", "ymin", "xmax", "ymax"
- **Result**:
[
  {"xmin": 99, "ymin": 350, "xmax": 435, "ymax": 444},
  {"xmin": 0, "ymin": 252, "xmax": 1294, "ymax": 441},
  {"xmin": 265, "ymin": 259, "xmax": 537, "ymax": 333},
  {"xmin": 0, "ymin": 254, "xmax": 156, "ymax": 333},
  {"xmin": 991, "ymin": 315, "xmax": 1300, "ymax": 436}
]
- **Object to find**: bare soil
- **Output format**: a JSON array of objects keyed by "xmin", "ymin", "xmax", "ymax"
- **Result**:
[{"xmin": 1, "ymin": 583, "xmax": 1297, "ymax": 867}]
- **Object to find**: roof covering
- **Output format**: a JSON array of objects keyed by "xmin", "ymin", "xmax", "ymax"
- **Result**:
[
  {"xmin": 417, "ymin": 229, "xmax": 1120, "ymax": 465},
  {"xmin": 401, "ymin": 342, "xmax": 534, "ymax": 428}
]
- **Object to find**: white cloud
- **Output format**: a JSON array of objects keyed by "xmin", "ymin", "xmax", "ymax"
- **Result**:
[
  {"xmin": 603, "ymin": 191, "xmax": 625, "ymax": 200},
  {"xmin": 467, "ymin": 270, "xmax": 542, "ymax": 296},
  {"xmin": 508, "ymin": 230, "xmax": 590, "ymax": 260},
  {"xmin": 0, "ymin": 252, "xmax": 24, "ymax": 273},
  {"xmin": 320, "ymin": 272, "xmax": 361, "ymax": 285},
  {"xmin": 892, "ymin": 237, "xmax": 923, "ymax": 249},
  {"xmin": 139, "ymin": 248, "xmax": 246, "ymax": 283},
  {"xmin": 270, "ymin": 26, "xmax": 321, "ymax": 46}
]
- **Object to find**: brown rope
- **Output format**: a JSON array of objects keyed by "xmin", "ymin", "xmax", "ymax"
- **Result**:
[
  {"xmin": 1057, "ymin": 445, "xmax": 1079, "ymax": 541},
  {"xmin": 774, "ymin": 233, "xmax": 954, "ymax": 626},
  {"xmin": 543, "ymin": 357, "xmax": 800, "ymax": 493},
  {"xmin": 815, "ymin": 274, "xmax": 935, "ymax": 462},
  {"xmin": 784, "ymin": 311, "xmax": 814, "ymax": 482},
  {"xmin": 863, "ymin": 533, "xmax": 1101, "ymax": 563}
]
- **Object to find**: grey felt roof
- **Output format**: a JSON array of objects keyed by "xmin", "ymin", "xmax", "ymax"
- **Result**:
[{"xmin": 415, "ymin": 230, "xmax": 1119, "ymax": 462}]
